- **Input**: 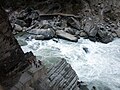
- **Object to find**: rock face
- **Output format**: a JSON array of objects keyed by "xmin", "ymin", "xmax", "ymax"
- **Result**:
[{"xmin": 0, "ymin": 7, "xmax": 27, "ymax": 82}]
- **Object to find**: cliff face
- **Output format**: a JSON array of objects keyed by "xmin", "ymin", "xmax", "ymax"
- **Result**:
[{"xmin": 0, "ymin": 7, "xmax": 26, "ymax": 81}]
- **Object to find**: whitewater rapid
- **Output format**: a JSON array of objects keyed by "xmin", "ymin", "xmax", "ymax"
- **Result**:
[{"xmin": 20, "ymin": 38, "xmax": 120, "ymax": 90}]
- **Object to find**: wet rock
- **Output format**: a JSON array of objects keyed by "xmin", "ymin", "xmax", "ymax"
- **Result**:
[
  {"xmin": 64, "ymin": 27, "xmax": 76, "ymax": 35},
  {"xmin": 28, "ymin": 28, "xmax": 55, "ymax": 39},
  {"xmin": 75, "ymin": 30, "xmax": 80, "ymax": 35},
  {"xmin": 35, "ymin": 35, "xmax": 45, "ymax": 40},
  {"xmin": 89, "ymin": 26, "xmax": 98, "ymax": 37},
  {"xmin": 112, "ymin": 32, "xmax": 117, "ymax": 38},
  {"xmin": 52, "ymin": 38, "xmax": 59, "ymax": 43},
  {"xmin": 83, "ymin": 47, "xmax": 89, "ymax": 53},
  {"xmin": 97, "ymin": 25, "xmax": 113, "ymax": 43},
  {"xmin": 83, "ymin": 19, "xmax": 97, "ymax": 37},
  {"xmin": 14, "ymin": 24, "xmax": 23, "ymax": 32},
  {"xmin": 115, "ymin": 28, "xmax": 120, "ymax": 38},
  {"xmin": 89, "ymin": 36, "xmax": 97, "ymax": 42},
  {"xmin": 78, "ymin": 81, "xmax": 89, "ymax": 90},
  {"xmin": 80, "ymin": 31, "xmax": 88, "ymax": 37},
  {"xmin": 17, "ymin": 7, "xmax": 39, "ymax": 21},
  {"xmin": 98, "ymin": 27, "xmax": 107, "ymax": 38},
  {"xmin": 15, "ymin": 19, "xmax": 26, "ymax": 27},
  {"xmin": 91, "ymin": 86, "xmax": 96, "ymax": 90},
  {"xmin": 83, "ymin": 19, "xmax": 93, "ymax": 33},
  {"xmin": 56, "ymin": 30, "xmax": 78, "ymax": 42},
  {"xmin": 67, "ymin": 17, "xmax": 80, "ymax": 30},
  {"xmin": 100, "ymin": 34, "xmax": 114, "ymax": 43},
  {"xmin": 41, "ymin": 24, "xmax": 53, "ymax": 29}
]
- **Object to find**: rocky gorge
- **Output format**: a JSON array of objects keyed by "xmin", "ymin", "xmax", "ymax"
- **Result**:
[
  {"xmin": 7, "ymin": 0, "xmax": 120, "ymax": 44},
  {"xmin": 0, "ymin": 0, "xmax": 120, "ymax": 90}
]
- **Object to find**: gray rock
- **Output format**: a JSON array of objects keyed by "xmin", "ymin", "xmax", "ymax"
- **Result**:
[
  {"xmin": 89, "ymin": 26, "xmax": 98, "ymax": 37},
  {"xmin": 28, "ymin": 28, "xmax": 55, "ymax": 39},
  {"xmin": 97, "ymin": 25, "xmax": 113, "ymax": 43},
  {"xmin": 112, "ymin": 32, "xmax": 117, "ymax": 38},
  {"xmin": 83, "ymin": 47, "xmax": 89, "ymax": 53},
  {"xmin": 80, "ymin": 31, "xmax": 88, "ymax": 37},
  {"xmin": 67, "ymin": 17, "xmax": 81, "ymax": 30},
  {"xmin": 98, "ymin": 28, "xmax": 107, "ymax": 38},
  {"xmin": 115, "ymin": 28, "xmax": 120, "ymax": 38},
  {"xmin": 84, "ymin": 19, "xmax": 98, "ymax": 37},
  {"xmin": 64, "ymin": 27, "xmax": 76, "ymax": 35},
  {"xmin": 84, "ymin": 19, "xmax": 94, "ymax": 34},
  {"xmin": 14, "ymin": 24, "xmax": 23, "ymax": 32},
  {"xmin": 15, "ymin": 19, "xmax": 26, "ymax": 27},
  {"xmin": 100, "ymin": 34, "xmax": 114, "ymax": 43},
  {"xmin": 56, "ymin": 30, "xmax": 78, "ymax": 42},
  {"xmin": 41, "ymin": 24, "xmax": 53, "ymax": 29},
  {"xmin": 35, "ymin": 35, "xmax": 45, "ymax": 40}
]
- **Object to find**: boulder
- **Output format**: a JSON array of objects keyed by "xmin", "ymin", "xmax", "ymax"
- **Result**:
[
  {"xmin": 112, "ymin": 32, "xmax": 117, "ymax": 38},
  {"xmin": 15, "ymin": 19, "xmax": 26, "ymax": 27},
  {"xmin": 41, "ymin": 24, "xmax": 53, "ymax": 29},
  {"xmin": 100, "ymin": 34, "xmax": 113, "ymax": 43},
  {"xmin": 98, "ymin": 29, "xmax": 107, "ymax": 38},
  {"xmin": 97, "ymin": 27, "xmax": 113, "ymax": 43},
  {"xmin": 84, "ymin": 20, "xmax": 92, "ymax": 33},
  {"xmin": 14, "ymin": 24, "xmax": 23, "ymax": 32},
  {"xmin": 84, "ymin": 19, "xmax": 97, "ymax": 37},
  {"xmin": 67, "ymin": 17, "xmax": 80, "ymax": 30},
  {"xmin": 35, "ymin": 35, "xmax": 45, "ymax": 40},
  {"xmin": 28, "ymin": 28, "xmax": 55, "ymax": 39},
  {"xmin": 115, "ymin": 28, "xmax": 120, "ymax": 38},
  {"xmin": 56, "ymin": 30, "xmax": 78, "ymax": 42},
  {"xmin": 89, "ymin": 26, "xmax": 98, "ymax": 37},
  {"xmin": 64, "ymin": 27, "xmax": 76, "ymax": 35},
  {"xmin": 80, "ymin": 31, "xmax": 88, "ymax": 37},
  {"xmin": 83, "ymin": 47, "xmax": 89, "ymax": 53}
]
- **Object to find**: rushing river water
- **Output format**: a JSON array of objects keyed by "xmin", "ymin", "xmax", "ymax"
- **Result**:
[{"xmin": 18, "ymin": 37, "xmax": 120, "ymax": 90}]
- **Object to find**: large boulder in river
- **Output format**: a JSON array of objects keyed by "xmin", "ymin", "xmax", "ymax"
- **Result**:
[
  {"xmin": 98, "ymin": 28, "xmax": 113, "ymax": 43},
  {"xmin": 28, "ymin": 28, "xmax": 55, "ymax": 39},
  {"xmin": 100, "ymin": 34, "xmax": 114, "ymax": 43},
  {"xmin": 56, "ymin": 30, "xmax": 78, "ymax": 42},
  {"xmin": 83, "ymin": 19, "xmax": 97, "ymax": 37}
]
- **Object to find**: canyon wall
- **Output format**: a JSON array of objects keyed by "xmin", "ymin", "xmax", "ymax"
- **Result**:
[{"xmin": 0, "ymin": 6, "xmax": 27, "ymax": 82}]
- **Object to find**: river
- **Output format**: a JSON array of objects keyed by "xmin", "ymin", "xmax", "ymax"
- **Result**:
[{"xmin": 18, "ymin": 36, "xmax": 120, "ymax": 90}]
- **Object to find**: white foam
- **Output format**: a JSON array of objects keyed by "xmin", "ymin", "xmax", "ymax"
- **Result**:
[{"xmin": 21, "ymin": 38, "xmax": 120, "ymax": 90}]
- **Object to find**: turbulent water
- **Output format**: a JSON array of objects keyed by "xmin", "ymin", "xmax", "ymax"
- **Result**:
[{"xmin": 19, "ymin": 37, "xmax": 120, "ymax": 90}]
